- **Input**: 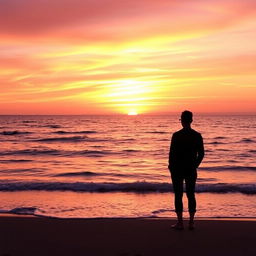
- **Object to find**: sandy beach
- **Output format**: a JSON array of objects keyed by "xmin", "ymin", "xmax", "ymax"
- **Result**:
[{"xmin": 0, "ymin": 215, "xmax": 255, "ymax": 256}]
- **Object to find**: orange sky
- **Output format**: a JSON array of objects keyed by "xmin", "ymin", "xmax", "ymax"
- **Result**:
[{"xmin": 1, "ymin": 0, "xmax": 256, "ymax": 114}]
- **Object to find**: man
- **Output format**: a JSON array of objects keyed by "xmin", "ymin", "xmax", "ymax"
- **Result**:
[{"xmin": 168, "ymin": 110, "xmax": 204, "ymax": 230}]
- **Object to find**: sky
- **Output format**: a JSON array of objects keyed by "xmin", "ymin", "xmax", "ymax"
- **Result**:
[{"xmin": 1, "ymin": 0, "xmax": 256, "ymax": 115}]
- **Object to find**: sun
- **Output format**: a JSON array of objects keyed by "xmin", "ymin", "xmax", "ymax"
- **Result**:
[{"xmin": 128, "ymin": 110, "xmax": 138, "ymax": 116}]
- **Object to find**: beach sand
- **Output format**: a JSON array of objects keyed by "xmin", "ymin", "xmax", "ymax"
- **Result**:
[{"xmin": 0, "ymin": 215, "xmax": 255, "ymax": 256}]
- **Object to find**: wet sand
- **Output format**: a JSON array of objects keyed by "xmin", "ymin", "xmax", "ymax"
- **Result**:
[{"xmin": 0, "ymin": 215, "xmax": 255, "ymax": 256}]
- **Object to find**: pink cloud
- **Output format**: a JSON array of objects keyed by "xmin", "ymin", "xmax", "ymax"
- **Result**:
[
  {"xmin": 0, "ymin": 0, "xmax": 180, "ymax": 34},
  {"xmin": 1, "ymin": 0, "xmax": 256, "ymax": 44}
]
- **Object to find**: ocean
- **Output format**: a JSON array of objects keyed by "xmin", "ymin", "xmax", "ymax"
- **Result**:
[{"xmin": 0, "ymin": 114, "xmax": 255, "ymax": 218}]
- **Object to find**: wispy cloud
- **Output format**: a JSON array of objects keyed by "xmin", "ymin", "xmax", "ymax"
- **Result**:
[{"xmin": 1, "ymin": 0, "xmax": 256, "ymax": 114}]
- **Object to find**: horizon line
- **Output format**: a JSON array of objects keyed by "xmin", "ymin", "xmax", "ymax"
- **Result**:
[{"xmin": 0, "ymin": 112, "xmax": 255, "ymax": 116}]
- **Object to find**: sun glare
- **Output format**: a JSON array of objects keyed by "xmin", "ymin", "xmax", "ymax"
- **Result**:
[{"xmin": 128, "ymin": 110, "xmax": 138, "ymax": 116}]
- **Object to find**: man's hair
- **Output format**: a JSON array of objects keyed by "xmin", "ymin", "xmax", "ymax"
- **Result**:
[{"xmin": 181, "ymin": 110, "xmax": 193, "ymax": 123}]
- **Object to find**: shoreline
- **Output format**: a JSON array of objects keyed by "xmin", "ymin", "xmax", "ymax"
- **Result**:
[{"xmin": 1, "ymin": 212, "xmax": 256, "ymax": 221}]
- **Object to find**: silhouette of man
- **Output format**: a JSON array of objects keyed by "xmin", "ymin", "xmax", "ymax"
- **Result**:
[{"xmin": 168, "ymin": 110, "xmax": 204, "ymax": 230}]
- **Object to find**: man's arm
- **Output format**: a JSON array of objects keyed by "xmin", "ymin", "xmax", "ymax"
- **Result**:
[
  {"xmin": 168, "ymin": 134, "xmax": 175, "ymax": 170},
  {"xmin": 196, "ymin": 134, "xmax": 204, "ymax": 168}
]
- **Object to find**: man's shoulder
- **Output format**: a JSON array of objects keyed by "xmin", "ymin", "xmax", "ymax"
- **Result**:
[
  {"xmin": 172, "ymin": 129, "xmax": 183, "ymax": 136},
  {"xmin": 190, "ymin": 129, "xmax": 202, "ymax": 137},
  {"xmin": 172, "ymin": 128, "xmax": 202, "ymax": 138}
]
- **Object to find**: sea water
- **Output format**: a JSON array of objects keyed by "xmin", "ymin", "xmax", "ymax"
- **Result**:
[{"xmin": 0, "ymin": 115, "xmax": 255, "ymax": 218}]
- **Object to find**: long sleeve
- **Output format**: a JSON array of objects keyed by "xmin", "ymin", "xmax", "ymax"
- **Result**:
[
  {"xmin": 196, "ymin": 134, "xmax": 204, "ymax": 168},
  {"xmin": 168, "ymin": 134, "xmax": 175, "ymax": 170}
]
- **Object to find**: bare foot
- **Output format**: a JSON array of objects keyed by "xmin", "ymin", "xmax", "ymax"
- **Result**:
[
  {"xmin": 188, "ymin": 221, "xmax": 195, "ymax": 230},
  {"xmin": 171, "ymin": 222, "xmax": 184, "ymax": 230}
]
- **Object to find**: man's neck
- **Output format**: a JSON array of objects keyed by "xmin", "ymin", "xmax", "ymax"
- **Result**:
[{"xmin": 182, "ymin": 125, "xmax": 191, "ymax": 129}]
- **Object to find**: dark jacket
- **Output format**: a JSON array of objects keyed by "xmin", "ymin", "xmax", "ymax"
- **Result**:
[{"xmin": 169, "ymin": 128, "xmax": 204, "ymax": 175}]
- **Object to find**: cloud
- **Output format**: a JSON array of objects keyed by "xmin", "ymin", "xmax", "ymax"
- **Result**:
[
  {"xmin": 1, "ymin": 0, "xmax": 256, "ymax": 44},
  {"xmin": 1, "ymin": 0, "xmax": 256, "ymax": 113},
  {"xmin": 0, "ymin": 0, "xmax": 179, "ymax": 36}
]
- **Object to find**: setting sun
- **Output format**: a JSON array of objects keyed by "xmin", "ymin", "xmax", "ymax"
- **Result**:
[{"xmin": 128, "ymin": 110, "xmax": 138, "ymax": 116}]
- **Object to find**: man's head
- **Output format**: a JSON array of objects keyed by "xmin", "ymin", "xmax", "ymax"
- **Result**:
[{"xmin": 181, "ymin": 110, "xmax": 193, "ymax": 127}]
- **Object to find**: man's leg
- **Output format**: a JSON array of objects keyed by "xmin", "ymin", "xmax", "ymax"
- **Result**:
[
  {"xmin": 185, "ymin": 173, "xmax": 197, "ymax": 229},
  {"xmin": 171, "ymin": 175, "xmax": 184, "ymax": 229}
]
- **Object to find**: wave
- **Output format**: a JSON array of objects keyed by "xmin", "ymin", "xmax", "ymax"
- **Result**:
[
  {"xmin": 201, "ymin": 166, "xmax": 256, "ymax": 171},
  {"xmin": 0, "ymin": 149, "xmax": 117, "ymax": 157},
  {"xmin": 0, "ymin": 207, "xmax": 46, "ymax": 218},
  {"xmin": 206, "ymin": 141, "xmax": 226, "ymax": 145},
  {"xmin": 0, "ymin": 181, "xmax": 255, "ymax": 194},
  {"xmin": 0, "ymin": 207, "xmax": 38, "ymax": 215},
  {"xmin": 74, "ymin": 150, "xmax": 118, "ymax": 157},
  {"xmin": 1, "ymin": 130, "xmax": 32, "ymax": 135},
  {"xmin": 54, "ymin": 130, "xmax": 97, "ymax": 134},
  {"xmin": 240, "ymin": 138, "xmax": 255, "ymax": 143},
  {"xmin": 35, "ymin": 136, "xmax": 87, "ymax": 142},
  {"xmin": 1, "ymin": 149, "xmax": 63, "ymax": 156},
  {"xmin": 43, "ymin": 124, "xmax": 62, "ymax": 129},
  {"xmin": 0, "ymin": 168, "xmax": 45, "ymax": 174},
  {"xmin": 9, "ymin": 207, "xmax": 37, "ymax": 215},
  {"xmin": 55, "ymin": 171, "xmax": 100, "ymax": 177},
  {"xmin": 196, "ymin": 183, "xmax": 256, "ymax": 194},
  {"xmin": 120, "ymin": 138, "xmax": 136, "ymax": 141},
  {"xmin": 213, "ymin": 136, "xmax": 227, "ymax": 140},
  {"xmin": 22, "ymin": 120, "xmax": 37, "ymax": 123},
  {"xmin": 151, "ymin": 209, "xmax": 172, "ymax": 214},
  {"xmin": 0, "ymin": 207, "xmax": 48, "ymax": 218},
  {"xmin": 122, "ymin": 149, "xmax": 140, "ymax": 153},
  {"xmin": 34, "ymin": 136, "xmax": 109, "ymax": 143},
  {"xmin": 54, "ymin": 171, "xmax": 140, "ymax": 178},
  {"xmin": 0, "ymin": 159, "xmax": 33, "ymax": 163},
  {"xmin": 197, "ymin": 177, "xmax": 217, "ymax": 182},
  {"xmin": 145, "ymin": 131, "xmax": 168, "ymax": 134}
]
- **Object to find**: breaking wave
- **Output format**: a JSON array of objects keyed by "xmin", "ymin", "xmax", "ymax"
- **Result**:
[
  {"xmin": 0, "ymin": 207, "xmax": 44, "ymax": 217},
  {"xmin": 0, "ymin": 181, "xmax": 255, "ymax": 194},
  {"xmin": 201, "ymin": 166, "xmax": 256, "ymax": 171}
]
